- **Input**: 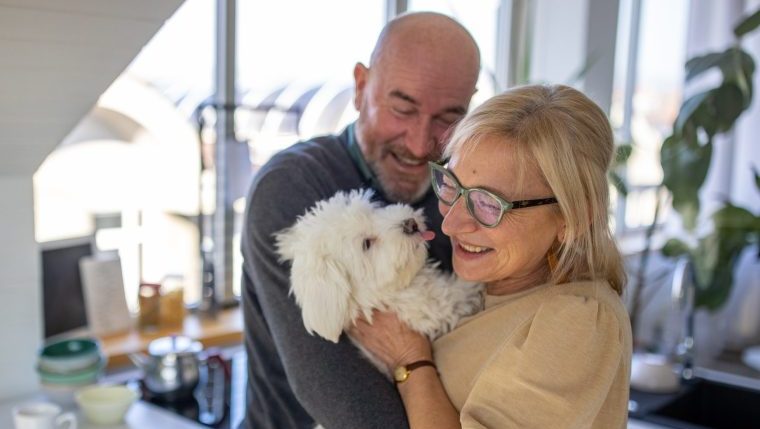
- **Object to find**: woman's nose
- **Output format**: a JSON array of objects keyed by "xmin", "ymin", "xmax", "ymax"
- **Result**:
[{"xmin": 441, "ymin": 198, "xmax": 477, "ymax": 236}]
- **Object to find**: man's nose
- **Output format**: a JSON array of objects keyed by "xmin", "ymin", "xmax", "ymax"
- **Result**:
[{"xmin": 406, "ymin": 117, "xmax": 437, "ymax": 159}]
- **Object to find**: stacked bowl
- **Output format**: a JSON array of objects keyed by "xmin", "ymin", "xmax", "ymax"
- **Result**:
[{"xmin": 37, "ymin": 338, "xmax": 106, "ymax": 406}]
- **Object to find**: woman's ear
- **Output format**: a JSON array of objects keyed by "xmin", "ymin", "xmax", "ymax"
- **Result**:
[{"xmin": 557, "ymin": 218, "xmax": 567, "ymax": 243}]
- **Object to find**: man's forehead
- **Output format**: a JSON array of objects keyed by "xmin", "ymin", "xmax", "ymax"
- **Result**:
[
  {"xmin": 388, "ymin": 89, "xmax": 468, "ymax": 115},
  {"xmin": 372, "ymin": 37, "xmax": 477, "ymax": 92}
]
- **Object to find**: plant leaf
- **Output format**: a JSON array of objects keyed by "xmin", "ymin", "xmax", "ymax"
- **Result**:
[
  {"xmin": 727, "ymin": 48, "xmax": 755, "ymax": 106},
  {"xmin": 609, "ymin": 171, "xmax": 628, "ymax": 196},
  {"xmin": 662, "ymin": 239, "xmax": 691, "ymax": 258},
  {"xmin": 674, "ymin": 90, "xmax": 713, "ymax": 134},
  {"xmin": 734, "ymin": 8, "xmax": 760, "ymax": 38},
  {"xmin": 660, "ymin": 135, "xmax": 712, "ymax": 230},
  {"xmin": 686, "ymin": 52, "xmax": 726, "ymax": 82},
  {"xmin": 614, "ymin": 143, "xmax": 633, "ymax": 166},
  {"xmin": 712, "ymin": 83, "xmax": 746, "ymax": 132},
  {"xmin": 692, "ymin": 204, "xmax": 759, "ymax": 310},
  {"xmin": 608, "ymin": 144, "xmax": 633, "ymax": 197},
  {"xmin": 683, "ymin": 48, "xmax": 754, "ymax": 108},
  {"xmin": 712, "ymin": 204, "xmax": 760, "ymax": 232},
  {"xmin": 696, "ymin": 279, "xmax": 735, "ymax": 311}
]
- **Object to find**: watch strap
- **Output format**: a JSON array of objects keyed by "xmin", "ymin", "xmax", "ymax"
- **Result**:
[
  {"xmin": 394, "ymin": 360, "xmax": 436, "ymax": 384},
  {"xmin": 406, "ymin": 360, "xmax": 436, "ymax": 372}
]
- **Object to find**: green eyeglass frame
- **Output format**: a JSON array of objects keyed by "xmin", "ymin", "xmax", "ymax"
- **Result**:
[{"xmin": 428, "ymin": 162, "xmax": 558, "ymax": 228}]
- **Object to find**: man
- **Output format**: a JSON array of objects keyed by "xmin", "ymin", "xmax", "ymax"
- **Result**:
[{"xmin": 241, "ymin": 12, "xmax": 480, "ymax": 429}]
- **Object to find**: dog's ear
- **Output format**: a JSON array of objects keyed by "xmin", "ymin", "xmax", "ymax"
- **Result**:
[{"xmin": 289, "ymin": 251, "xmax": 353, "ymax": 343}]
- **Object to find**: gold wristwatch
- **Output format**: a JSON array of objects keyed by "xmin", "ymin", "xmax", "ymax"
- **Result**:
[{"xmin": 393, "ymin": 360, "xmax": 436, "ymax": 384}]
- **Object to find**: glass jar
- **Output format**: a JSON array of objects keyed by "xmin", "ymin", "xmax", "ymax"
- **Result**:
[
  {"xmin": 159, "ymin": 275, "xmax": 185, "ymax": 328},
  {"xmin": 138, "ymin": 283, "xmax": 161, "ymax": 330}
]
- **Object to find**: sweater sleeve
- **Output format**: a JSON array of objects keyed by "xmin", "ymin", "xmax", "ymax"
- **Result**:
[
  {"xmin": 460, "ymin": 294, "xmax": 624, "ymax": 429},
  {"xmin": 241, "ymin": 155, "xmax": 410, "ymax": 429}
]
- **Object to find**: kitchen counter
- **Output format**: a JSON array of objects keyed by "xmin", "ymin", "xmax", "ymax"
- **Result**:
[
  {"xmin": 0, "ymin": 391, "xmax": 667, "ymax": 429},
  {"xmin": 100, "ymin": 306, "xmax": 243, "ymax": 369},
  {"xmin": 628, "ymin": 419, "xmax": 674, "ymax": 429},
  {"xmin": 0, "ymin": 392, "xmax": 205, "ymax": 429},
  {"xmin": 1, "ymin": 392, "xmax": 672, "ymax": 429}
]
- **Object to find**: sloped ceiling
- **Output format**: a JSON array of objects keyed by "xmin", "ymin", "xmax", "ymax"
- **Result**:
[{"xmin": 0, "ymin": 0, "xmax": 184, "ymax": 175}]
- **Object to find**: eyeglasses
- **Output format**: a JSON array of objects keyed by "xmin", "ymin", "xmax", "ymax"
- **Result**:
[{"xmin": 429, "ymin": 162, "xmax": 558, "ymax": 228}]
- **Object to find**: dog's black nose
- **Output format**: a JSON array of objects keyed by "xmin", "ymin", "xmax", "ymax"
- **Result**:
[{"xmin": 402, "ymin": 218, "xmax": 419, "ymax": 234}]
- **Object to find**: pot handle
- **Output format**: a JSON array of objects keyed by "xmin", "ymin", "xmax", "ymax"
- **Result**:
[
  {"xmin": 128, "ymin": 352, "xmax": 153, "ymax": 371},
  {"xmin": 203, "ymin": 349, "xmax": 231, "ymax": 381}
]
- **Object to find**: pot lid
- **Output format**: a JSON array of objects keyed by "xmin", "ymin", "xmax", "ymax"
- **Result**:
[{"xmin": 148, "ymin": 335, "xmax": 202, "ymax": 357}]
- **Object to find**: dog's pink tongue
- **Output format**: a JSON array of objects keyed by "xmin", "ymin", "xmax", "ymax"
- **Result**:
[{"xmin": 421, "ymin": 230, "xmax": 436, "ymax": 241}]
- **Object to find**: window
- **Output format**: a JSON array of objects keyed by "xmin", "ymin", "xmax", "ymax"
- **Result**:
[
  {"xmin": 33, "ymin": 1, "xmax": 550, "ymax": 313},
  {"xmin": 34, "ymin": 0, "xmax": 213, "ymax": 311},
  {"xmin": 236, "ymin": 0, "xmax": 385, "ymax": 167},
  {"xmin": 610, "ymin": 0, "xmax": 690, "ymax": 236},
  {"xmin": 408, "ymin": 0, "xmax": 499, "ymax": 107}
]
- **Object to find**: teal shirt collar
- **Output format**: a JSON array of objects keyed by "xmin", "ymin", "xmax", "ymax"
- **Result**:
[{"xmin": 346, "ymin": 123, "xmax": 384, "ymax": 192}]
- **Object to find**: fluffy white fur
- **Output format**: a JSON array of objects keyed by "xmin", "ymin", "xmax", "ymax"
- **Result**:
[{"xmin": 275, "ymin": 189, "xmax": 483, "ymax": 375}]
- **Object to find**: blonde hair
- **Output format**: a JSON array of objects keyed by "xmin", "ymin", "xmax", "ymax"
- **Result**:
[{"xmin": 445, "ymin": 84, "xmax": 626, "ymax": 294}]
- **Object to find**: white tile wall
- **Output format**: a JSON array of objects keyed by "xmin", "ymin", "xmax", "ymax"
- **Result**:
[{"xmin": 0, "ymin": 175, "xmax": 41, "ymax": 400}]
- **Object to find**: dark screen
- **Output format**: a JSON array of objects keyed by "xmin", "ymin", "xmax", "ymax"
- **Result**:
[{"xmin": 40, "ymin": 239, "xmax": 92, "ymax": 338}]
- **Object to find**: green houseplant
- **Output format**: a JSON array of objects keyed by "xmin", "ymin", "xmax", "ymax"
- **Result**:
[{"xmin": 658, "ymin": 8, "xmax": 760, "ymax": 311}]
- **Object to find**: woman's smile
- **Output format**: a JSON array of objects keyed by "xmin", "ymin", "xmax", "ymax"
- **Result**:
[{"xmin": 453, "ymin": 239, "xmax": 493, "ymax": 257}]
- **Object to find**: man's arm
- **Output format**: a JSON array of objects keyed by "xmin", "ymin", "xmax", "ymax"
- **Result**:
[{"xmin": 243, "ymin": 164, "xmax": 410, "ymax": 429}]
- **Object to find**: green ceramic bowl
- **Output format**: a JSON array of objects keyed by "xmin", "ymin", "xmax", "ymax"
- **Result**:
[
  {"xmin": 38, "ymin": 338, "xmax": 102, "ymax": 374},
  {"xmin": 37, "ymin": 357, "xmax": 105, "ymax": 385}
]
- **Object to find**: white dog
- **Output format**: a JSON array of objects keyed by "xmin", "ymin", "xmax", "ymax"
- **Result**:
[{"xmin": 275, "ymin": 189, "xmax": 483, "ymax": 375}]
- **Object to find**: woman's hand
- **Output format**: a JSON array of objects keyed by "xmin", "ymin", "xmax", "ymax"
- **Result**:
[
  {"xmin": 348, "ymin": 310, "xmax": 433, "ymax": 371},
  {"xmin": 351, "ymin": 311, "xmax": 462, "ymax": 429}
]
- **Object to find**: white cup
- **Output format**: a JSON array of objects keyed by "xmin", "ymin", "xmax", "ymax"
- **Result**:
[
  {"xmin": 630, "ymin": 353, "xmax": 680, "ymax": 393},
  {"xmin": 12, "ymin": 402, "xmax": 77, "ymax": 429}
]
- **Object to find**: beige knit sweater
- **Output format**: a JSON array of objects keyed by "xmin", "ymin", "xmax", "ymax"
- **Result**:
[{"xmin": 433, "ymin": 280, "xmax": 632, "ymax": 429}]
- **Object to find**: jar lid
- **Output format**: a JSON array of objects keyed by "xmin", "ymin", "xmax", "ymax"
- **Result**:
[{"xmin": 148, "ymin": 335, "xmax": 202, "ymax": 357}]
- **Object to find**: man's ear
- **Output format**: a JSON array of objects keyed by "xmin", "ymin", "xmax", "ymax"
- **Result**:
[{"xmin": 353, "ymin": 62, "xmax": 369, "ymax": 110}]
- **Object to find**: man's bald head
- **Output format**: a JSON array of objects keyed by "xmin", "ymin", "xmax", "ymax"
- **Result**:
[
  {"xmin": 370, "ymin": 12, "xmax": 480, "ymax": 80},
  {"xmin": 352, "ymin": 12, "xmax": 481, "ymax": 203}
]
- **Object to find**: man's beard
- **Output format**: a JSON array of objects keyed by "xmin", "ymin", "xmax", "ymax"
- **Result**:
[{"xmin": 368, "ymin": 157, "xmax": 431, "ymax": 204}]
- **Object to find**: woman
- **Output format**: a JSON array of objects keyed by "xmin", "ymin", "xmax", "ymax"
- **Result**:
[{"xmin": 350, "ymin": 84, "xmax": 632, "ymax": 429}]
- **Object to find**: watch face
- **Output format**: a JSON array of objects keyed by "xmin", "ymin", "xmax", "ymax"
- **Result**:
[{"xmin": 393, "ymin": 366, "xmax": 409, "ymax": 383}]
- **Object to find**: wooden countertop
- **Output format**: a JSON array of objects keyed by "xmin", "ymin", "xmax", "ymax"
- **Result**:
[{"xmin": 99, "ymin": 306, "xmax": 243, "ymax": 369}]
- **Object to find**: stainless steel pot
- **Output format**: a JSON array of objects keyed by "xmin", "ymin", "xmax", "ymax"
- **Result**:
[{"xmin": 129, "ymin": 335, "xmax": 203, "ymax": 400}]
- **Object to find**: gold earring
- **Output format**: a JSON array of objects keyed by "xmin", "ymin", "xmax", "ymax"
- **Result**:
[{"xmin": 547, "ymin": 249, "xmax": 558, "ymax": 273}]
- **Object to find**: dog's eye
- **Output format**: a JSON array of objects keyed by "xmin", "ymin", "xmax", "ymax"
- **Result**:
[{"xmin": 362, "ymin": 238, "xmax": 375, "ymax": 251}]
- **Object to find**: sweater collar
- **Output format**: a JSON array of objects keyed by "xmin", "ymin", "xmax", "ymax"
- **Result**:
[{"xmin": 346, "ymin": 123, "xmax": 384, "ymax": 193}]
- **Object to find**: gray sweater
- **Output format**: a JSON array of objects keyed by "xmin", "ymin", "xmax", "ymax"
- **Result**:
[{"xmin": 241, "ymin": 124, "xmax": 452, "ymax": 429}]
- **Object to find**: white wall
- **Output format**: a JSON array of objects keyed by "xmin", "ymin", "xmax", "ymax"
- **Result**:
[
  {"xmin": 0, "ymin": 176, "xmax": 41, "ymax": 398},
  {"xmin": 0, "ymin": 0, "xmax": 183, "ymax": 400}
]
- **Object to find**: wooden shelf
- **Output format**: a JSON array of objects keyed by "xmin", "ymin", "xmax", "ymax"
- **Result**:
[{"xmin": 99, "ymin": 306, "xmax": 243, "ymax": 369}]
